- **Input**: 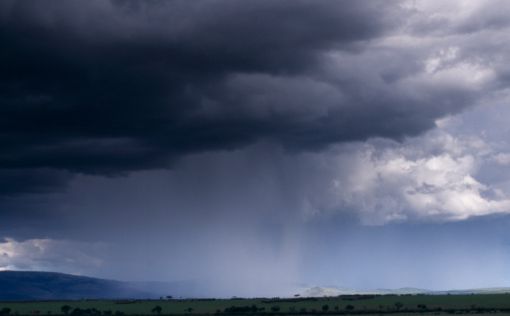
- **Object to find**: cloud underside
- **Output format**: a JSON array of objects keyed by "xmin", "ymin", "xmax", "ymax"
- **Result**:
[
  {"xmin": 0, "ymin": 237, "xmax": 106, "ymax": 273},
  {"xmin": 1, "ymin": 0, "xmax": 510, "ymax": 224},
  {"xmin": 0, "ymin": 2, "xmax": 496, "ymax": 175}
]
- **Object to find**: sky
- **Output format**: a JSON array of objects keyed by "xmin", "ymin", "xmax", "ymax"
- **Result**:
[{"xmin": 1, "ymin": 0, "xmax": 510, "ymax": 297}]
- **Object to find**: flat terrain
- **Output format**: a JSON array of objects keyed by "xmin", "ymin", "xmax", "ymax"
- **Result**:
[{"xmin": 2, "ymin": 294, "xmax": 510, "ymax": 316}]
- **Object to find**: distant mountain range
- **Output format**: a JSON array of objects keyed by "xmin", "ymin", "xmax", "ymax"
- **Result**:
[
  {"xmin": 1, "ymin": 271, "xmax": 510, "ymax": 301},
  {"xmin": 0, "ymin": 271, "xmax": 200, "ymax": 301},
  {"xmin": 299, "ymin": 286, "xmax": 510, "ymax": 297}
]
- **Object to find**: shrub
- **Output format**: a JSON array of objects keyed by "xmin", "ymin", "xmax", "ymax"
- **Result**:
[
  {"xmin": 0, "ymin": 308, "xmax": 11, "ymax": 316},
  {"xmin": 151, "ymin": 306, "xmax": 162, "ymax": 315},
  {"xmin": 61, "ymin": 306, "xmax": 72, "ymax": 315}
]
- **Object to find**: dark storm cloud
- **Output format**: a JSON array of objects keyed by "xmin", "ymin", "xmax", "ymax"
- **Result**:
[
  {"xmin": 0, "ymin": 0, "xmax": 488, "ymax": 194},
  {"xmin": 0, "ymin": 168, "xmax": 71, "ymax": 196}
]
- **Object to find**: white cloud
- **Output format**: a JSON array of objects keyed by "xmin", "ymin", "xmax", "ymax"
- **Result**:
[
  {"xmin": 493, "ymin": 153, "xmax": 510, "ymax": 165},
  {"xmin": 425, "ymin": 46, "xmax": 459, "ymax": 74},
  {"xmin": 403, "ymin": 0, "xmax": 510, "ymax": 34},
  {"xmin": 0, "ymin": 238, "xmax": 107, "ymax": 274},
  {"xmin": 319, "ymin": 130, "xmax": 510, "ymax": 225}
]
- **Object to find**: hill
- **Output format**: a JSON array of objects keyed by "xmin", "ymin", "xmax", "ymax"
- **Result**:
[
  {"xmin": 298, "ymin": 286, "xmax": 510, "ymax": 297},
  {"xmin": 0, "ymin": 271, "xmax": 155, "ymax": 300},
  {"xmin": 1, "ymin": 271, "xmax": 510, "ymax": 301}
]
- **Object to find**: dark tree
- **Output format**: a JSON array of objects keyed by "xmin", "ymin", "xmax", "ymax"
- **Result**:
[
  {"xmin": 322, "ymin": 305, "xmax": 329, "ymax": 312},
  {"xmin": 395, "ymin": 302, "xmax": 404, "ymax": 310},
  {"xmin": 271, "ymin": 306, "xmax": 280, "ymax": 312},
  {"xmin": 61, "ymin": 306, "xmax": 72, "ymax": 315},
  {"xmin": 0, "ymin": 308, "xmax": 11, "ymax": 316},
  {"xmin": 152, "ymin": 306, "xmax": 162, "ymax": 315},
  {"xmin": 345, "ymin": 305, "xmax": 355, "ymax": 311},
  {"xmin": 70, "ymin": 308, "xmax": 82, "ymax": 316}
]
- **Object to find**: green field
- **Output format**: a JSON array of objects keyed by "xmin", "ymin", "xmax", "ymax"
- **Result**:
[{"xmin": 2, "ymin": 294, "xmax": 510, "ymax": 316}]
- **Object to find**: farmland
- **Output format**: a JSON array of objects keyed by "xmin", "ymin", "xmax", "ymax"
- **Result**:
[{"xmin": 2, "ymin": 294, "xmax": 510, "ymax": 316}]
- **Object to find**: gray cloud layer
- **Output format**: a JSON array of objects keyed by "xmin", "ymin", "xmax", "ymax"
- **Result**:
[{"xmin": 1, "ymin": 0, "xmax": 499, "ymax": 195}]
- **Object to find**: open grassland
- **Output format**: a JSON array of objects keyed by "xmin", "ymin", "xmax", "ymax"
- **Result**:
[{"xmin": 2, "ymin": 294, "xmax": 510, "ymax": 316}]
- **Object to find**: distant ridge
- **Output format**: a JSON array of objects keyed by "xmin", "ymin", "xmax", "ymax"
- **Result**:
[
  {"xmin": 1, "ymin": 271, "xmax": 510, "ymax": 301},
  {"xmin": 299, "ymin": 286, "xmax": 510, "ymax": 297},
  {"xmin": 299, "ymin": 286, "xmax": 429, "ymax": 297},
  {"xmin": 434, "ymin": 288, "xmax": 510, "ymax": 295},
  {"xmin": 0, "ymin": 271, "xmax": 154, "ymax": 300}
]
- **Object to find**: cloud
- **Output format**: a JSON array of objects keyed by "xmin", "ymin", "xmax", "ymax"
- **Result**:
[
  {"xmin": 0, "ymin": 168, "xmax": 72, "ymax": 196},
  {"xmin": 493, "ymin": 153, "xmax": 510, "ymax": 166},
  {"xmin": 0, "ymin": 237, "xmax": 107, "ymax": 274},
  {"xmin": 0, "ymin": 0, "xmax": 509, "ymax": 231},
  {"xmin": 404, "ymin": 0, "xmax": 510, "ymax": 35},
  {"xmin": 327, "ymin": 130, "xmax": 510, "ymax": 224},
  {"xmin": 0, "ymin": 0, "xmax": 504, "ymax": 196}
]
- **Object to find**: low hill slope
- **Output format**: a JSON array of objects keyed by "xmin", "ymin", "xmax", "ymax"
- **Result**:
[{"xmin": 0, "ymin": 271, "xmax": 153, "ymax": 300}]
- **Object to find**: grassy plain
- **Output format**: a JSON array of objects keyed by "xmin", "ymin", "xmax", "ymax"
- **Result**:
[{"xmin": 2, "ymin": 294, "xmax": 510, "ymax": 315}]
